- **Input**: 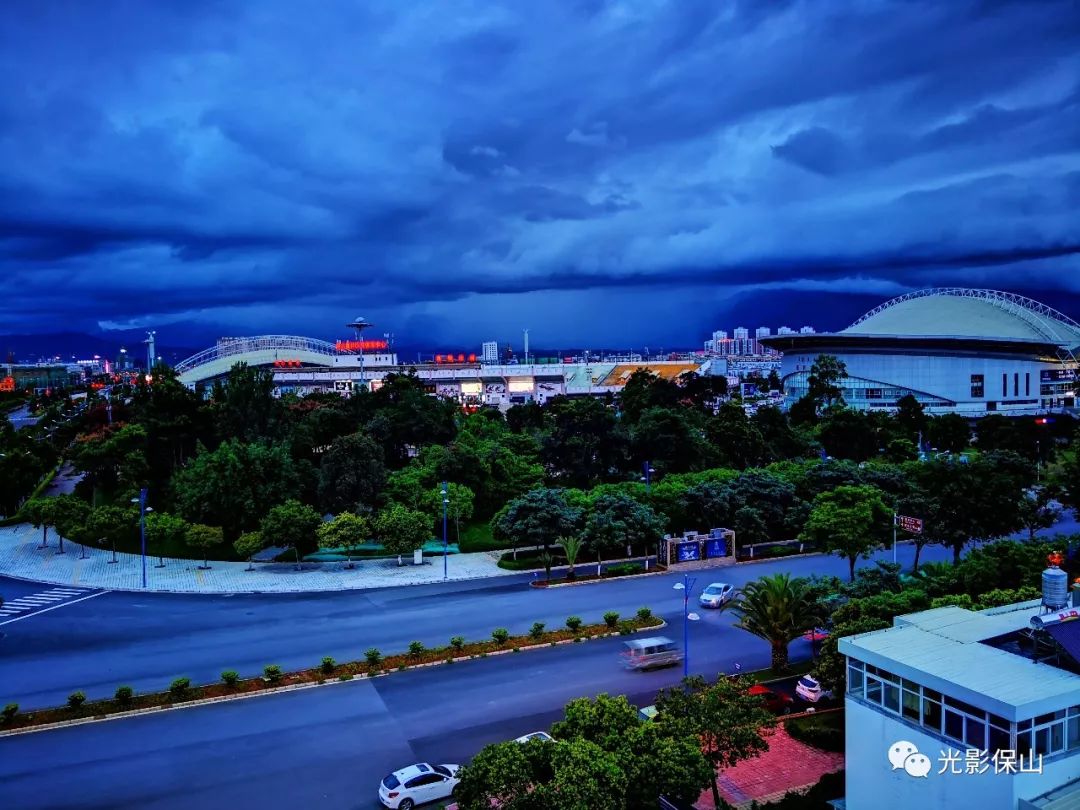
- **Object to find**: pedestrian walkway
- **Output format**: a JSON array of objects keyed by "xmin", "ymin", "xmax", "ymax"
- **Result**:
[
  {"xmin": 0, "ymin": 586, "xmax": 91, "ymax": 617},
  {"xmin": 695, "ymin": 719, "xmax": 845, "ymax": 809},
  {"xmin": 0, "ymin": 523, "xmax": 515, "ymax": 594}
]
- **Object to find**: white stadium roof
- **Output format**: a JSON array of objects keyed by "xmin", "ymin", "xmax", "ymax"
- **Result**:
[{"xmin": 843, "ymin": 288, "xmax": 1080, "ymax": 348}]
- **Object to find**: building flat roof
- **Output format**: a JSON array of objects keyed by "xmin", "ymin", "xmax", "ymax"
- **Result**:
[{"xmin": 840, "ymin": 602, "xmax": 1080, "ymax": 719}]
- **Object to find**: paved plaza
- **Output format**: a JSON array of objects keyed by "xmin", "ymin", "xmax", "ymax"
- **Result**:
[{"xmin": 0, "ymin": 523, "xmax": 513, "ymax": 594}]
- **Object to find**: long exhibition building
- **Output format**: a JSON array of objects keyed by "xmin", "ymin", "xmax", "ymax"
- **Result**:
[{"xmin": 760, "ymin": 288, "xmax": 1079, "ymax": 416}]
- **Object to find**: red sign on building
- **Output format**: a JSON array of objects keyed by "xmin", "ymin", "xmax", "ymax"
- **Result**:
[{"xmin": 335, "ymin": 339, "xmax": 389, "ymax": 352}]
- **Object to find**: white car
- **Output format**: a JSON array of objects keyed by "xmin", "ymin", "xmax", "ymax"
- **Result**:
[
  {"xmin": 795, "ymin": 675, "xmax": 825, "ymax": 703},
  {"xmin": 514, "ymin": 731, "xmax": 553, "ymax": 743},
  {"xmin": 698, "ymin": 582, "xmax": 735, "ymax": 608},
  {"xmin": 379, "ymin": 762, "xmax": 461, "ymax": 809}
]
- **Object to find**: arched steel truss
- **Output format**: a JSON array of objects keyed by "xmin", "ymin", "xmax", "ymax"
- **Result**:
[
  {"xmin": 848, "ymin": 288, "xmax": 1080, "ymax": 365},
  {"xmin": 175, "ymin": 335, "xmax": 338, "ymax": 374}
]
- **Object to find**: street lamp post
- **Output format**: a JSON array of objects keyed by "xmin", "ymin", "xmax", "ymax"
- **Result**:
[
  {"xmin": 672, "ymin": 575, "xmax": 700, "ymax": 679},
  {"xmin": 347, "ymin": 317, "xmax": 372, "ymax": 393},
  {"xmin": 442, "ymin": 481, "xmax": 449, "ymax": 581},
  {"xmin": 130, "ymin": 488, "xmax": 152, "ymax": 589},
  {"xmin": 640, "ymin": 461, "xmax": 656, "ymax": 565}
]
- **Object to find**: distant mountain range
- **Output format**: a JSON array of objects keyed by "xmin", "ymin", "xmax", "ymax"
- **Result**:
[{"xmin": 0, "ymin": 332, "xmax": 199, "ymax": 364}]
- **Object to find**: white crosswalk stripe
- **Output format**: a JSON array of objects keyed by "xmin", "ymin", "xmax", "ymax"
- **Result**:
[{"xmin": 0, "ymin": 587, "xmax": 96, "ymax": 617}]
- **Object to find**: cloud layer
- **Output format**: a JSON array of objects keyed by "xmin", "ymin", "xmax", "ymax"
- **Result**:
[{"xmin": 2, "ymin": 0, "xmax": 1079, "ymax": 348}]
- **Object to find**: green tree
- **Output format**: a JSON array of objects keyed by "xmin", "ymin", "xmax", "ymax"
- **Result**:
[
  {"xmin": 895, "ymin": 394, "xmax": 926, "ymax": 442},
  {"xmin": 233, "ymin": 531, "xmax": 265, "ymax": 571},
  {"xmin": 213, "ymin": 362, "xmax": 282, "ymax": 442},
  {"xmin": 316, "ymin": 511, "xmax": 370, "ymax": 567},
  {"xmin": 818, "ymin": 408, "xmax": 879, "ymax": 462},
  {"xmin": 727, "ymin": 573, "xmax": 822, "ymax": 671},
  {"xmin": 582, "ymin": 493, "xmax": 665, "ymax": 574},
  {"xmin": 454, "ymin": 741, "xmax": 535, "ymax": 809},
  {"xmin": 815, "ymin": 616, "xmax": 891, "ymax": 695},
  {"xmin": 84, "ymin": 504, "xmax": 136, "ymax": 556},
  {"xmin": 618, "ymin": 368, "xmax": 681, "ymax": 424},
  {"xmin": 805, "ymin": 354, "xmax": 847, "ymax": 411},
  {"xmin": 144, "ymin": 511, "xmax": 190, "ymax": 566},
  {"xmin": 801, "ymin": 484, "xmax": 892, "ymax": 580},
  {"xmin": 374, "ymin": 503, "xmax": 431, "ymax": 565},
  {"xmin": 631, "ymin": 406, "xmax": 712, "ymax": 474},
  {"xmin": 426, "ymin": 482, "xmax": 474, "ymax": 543},
  {"xmin": 551, "ymin": 693, "xmax": 642, "ymax": 750},
  {"xmin": 185, "ymin": 523, "xmax": 223, "ymax": 569},
  {"xmin": 707, "ymin": 402, "xmax": 767, "ymax": 468},
  {"xmin": 260, "ymin": 499, "xmax": 323, "ymax": 560},
  {"xmin": 654, "ymin": 675, "xmax": 775, "ymax": 809},
  {"xmin": 172, "ymin": 439, "xmax": 307, "ymax": 540},
  {"xmin": 1016, "ymin": 487, "xmax": 1061, "ymax": 541},
  {"xmin": 317, "ymin": 432, "xmax": 386, "ymax": 514},
  {"xmin": 492, "ymin": 488, "xmax": 582, "ymax": 561},
  {"xmin": 22, "ymin": 497, "xmax": 58, "ymax": 549},
  {"xmin": 925, "ymin": 413, "xmax": 970, "ymax": 454},
  {"xmin": 49, "ymin": 494, "xmax": 90, "ymax": 555},
  {"xmin": 540, "ymin": 397, "xmax": 628, "ymax": 488},
  {"xmin": 559, "ymin": 534, "xmax": 585, "ymax": 580}
]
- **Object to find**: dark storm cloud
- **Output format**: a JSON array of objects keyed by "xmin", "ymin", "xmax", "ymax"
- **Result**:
[{"xmin": 2, "ymin": 0, "xmax": 1079, "ymax": 347}]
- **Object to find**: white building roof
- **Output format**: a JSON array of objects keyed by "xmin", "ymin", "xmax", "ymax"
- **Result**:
[
  {"xmin": 840, "ymin": 602, "xmax": 1080, "ymax": 720},
  {"xmin": 843, "ymin": 288, "xmax": 1080, "ymax": 348}
]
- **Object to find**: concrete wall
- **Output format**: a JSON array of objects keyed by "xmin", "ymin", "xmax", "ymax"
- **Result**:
[{"xmin": 845, "ymin": 699, "xmax": 1080, "ymax": 810}]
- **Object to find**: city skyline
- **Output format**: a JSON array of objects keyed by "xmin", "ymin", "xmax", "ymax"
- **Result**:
[{"xmin": 3, "ymin": 1, "xmax": 1079, "ymax": 346}]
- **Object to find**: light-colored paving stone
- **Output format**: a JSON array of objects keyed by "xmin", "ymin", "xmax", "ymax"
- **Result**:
[{"xmin": 0, "ymin": 523, "xmax": 514, "ymax": 594}]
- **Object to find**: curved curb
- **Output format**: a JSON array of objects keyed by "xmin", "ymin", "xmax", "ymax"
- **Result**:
[
  {"xmin": 528, "ymin": 567, "xmax": 670, "ymax": 588},
  {"xmin": 0, "ymin": 566, "xmax": 523, "ymax": 596},
  {"xmin": 0, "ymin": 619, "xmax": 667, "ymax": 738}
]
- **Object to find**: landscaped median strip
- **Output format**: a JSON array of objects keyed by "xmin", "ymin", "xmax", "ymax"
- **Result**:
[{"xmin": 0, "ymin": 608, "xmax": 666, "ymax": 736}]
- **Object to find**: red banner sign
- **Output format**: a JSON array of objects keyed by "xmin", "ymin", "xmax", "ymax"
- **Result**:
[
  {"xmin": 434, "ymin": 353, "xmax": 477, "ymax": 364},
  {"xmin": 335, "ymin": 340, "xmax": 389, "ymax": 352},
  {"xmin": 895, "ymin": 515, "xmax": 924, "ymax": 534}
]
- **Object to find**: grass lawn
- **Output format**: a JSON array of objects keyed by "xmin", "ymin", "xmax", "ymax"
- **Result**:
[
  {"xmin": 785, "ymin": 709, "xmax": 845, "ymax": 752},
  {"xmin": 744, "ymin": 659, "xmax": 816, "ymax": 685},
  {"xmin": 458, "ymin": 521, "xmax": 505, "ymax": 553}
]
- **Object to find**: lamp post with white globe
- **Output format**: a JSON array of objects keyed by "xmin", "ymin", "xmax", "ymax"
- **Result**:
[{"xmin": 672, "ymin": 574, "xmax": 700, "ymax": 679}]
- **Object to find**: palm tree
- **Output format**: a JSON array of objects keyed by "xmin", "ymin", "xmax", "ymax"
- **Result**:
[
  {"xmin": 726, "ymin": 574, "xmax": 821, "ymax": 672},
  {"xmin": 559, "ymin": 535, "xmax": 584, "ymax": 581}
]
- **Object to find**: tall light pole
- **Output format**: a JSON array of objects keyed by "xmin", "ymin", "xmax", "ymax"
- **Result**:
[
  {"xmin": 442, "ymin": 481, "xmax": 449, "ymax": 581},
  {"xmin": 131, "ymin": 489, "xmax": 152, "ymax": 589},
  {"xmin": 672, "ymin": 575, "xmax": 700, "ymax": 679},
  {"xmin": 640, "ymin": 461, "xmax": 655, "ymax": 495},
  {"xmin": 346, "ymin": 317, "xmax": 372, "ymax": 393}
]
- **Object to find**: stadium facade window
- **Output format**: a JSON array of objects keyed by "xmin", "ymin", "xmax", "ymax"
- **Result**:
[
  {"xmin": 1002, "ymin": 373, "xmax": 1008, "ymax": 397},
  {"xmin": 970, "ymin": 374, "xmax": 984, "ymax": 398},
  {"xmin": 1014, "ymin": 372, "xmax": 1019, "ymax": 397},
  {"xmin": 1026, "ymin": 373, "xmax": 1030, "ymax": 397}
]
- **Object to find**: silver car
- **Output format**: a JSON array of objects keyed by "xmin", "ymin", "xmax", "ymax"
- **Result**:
[{"xmin": 699, "ymin": 582, "xmax": 734, "ymax": 608}]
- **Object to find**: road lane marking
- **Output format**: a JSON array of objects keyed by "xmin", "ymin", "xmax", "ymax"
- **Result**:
[{"xmin": 0, "ymin": 590, "xmax": 110, "ymax": 625}]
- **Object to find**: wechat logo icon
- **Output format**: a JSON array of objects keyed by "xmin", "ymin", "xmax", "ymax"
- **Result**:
[{"xmin": 888, "ymin": 740, "xmax": 931, "ymax": 778}]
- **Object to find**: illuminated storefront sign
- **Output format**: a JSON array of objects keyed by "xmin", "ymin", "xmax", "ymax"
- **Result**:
[
  {"xmin": 335, "ymin": 340, "xmax": 389, "ymax": 352},
  {"xmin": 507, "ymin": 379, "xmax": 533, "ymax": 393},
  {"xmin": 434, "ymin": 353, "xmax": 478, "ymax": 364},
  {"xmin": 273, "ymin": 359, "xmax": 303, "ymax": 368},
  {"xmin": 460, "ymin": 381, "xmax": 482, "ymax": 395},
  {"xmin": 0, "ymin": 376, "xmax": 14, "ymax": 392}
]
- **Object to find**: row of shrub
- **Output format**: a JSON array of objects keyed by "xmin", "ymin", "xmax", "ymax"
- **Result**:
[{"xmin": 0, "ymin": 608, "xmax": 660, "ymax": 731}]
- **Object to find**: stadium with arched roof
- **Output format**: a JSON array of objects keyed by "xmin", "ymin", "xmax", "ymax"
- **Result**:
[{"xmin": 761, "ymin": 288, "xmax": 1079, "ymax": 416}]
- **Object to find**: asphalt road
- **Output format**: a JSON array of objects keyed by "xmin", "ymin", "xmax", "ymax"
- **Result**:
[
  {"xmin": 0, "ymin": 621, "xmax": 800, "ymax": 810},
  {"xmin": 0, "ymin": 544, "xmax": 953, "ymax": 710}
]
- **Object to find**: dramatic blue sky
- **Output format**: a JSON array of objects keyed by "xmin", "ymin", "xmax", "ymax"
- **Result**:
[{"xmin": 2, "ymin": 0, "xmax": 1079, "ymax": 351}]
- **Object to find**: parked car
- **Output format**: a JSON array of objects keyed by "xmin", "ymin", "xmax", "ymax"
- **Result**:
[
  {"xmin": 379, "ymin": 762, "xmax": 461, "ymax": 809},
  {"xmin": 748, "ymin": 683, "xmax": 794, "ymax": 714},
  {"xmin": 698, "ymin": 582, "xmax": 735, "ymax": 608},
  {"xmin": 802, "ymin": 627, "xmax": 830, "ymax": 643},
  {"xmin": 514, "ymin": 731, "xmax": 553, "ymax": 743},
  {"xmin": 795, "ymin": 675, "xmax": 826, "ymax": 703},
  {"xmin": 621, "ymin": 636, "xmax": 683, "ymax": 670}
]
